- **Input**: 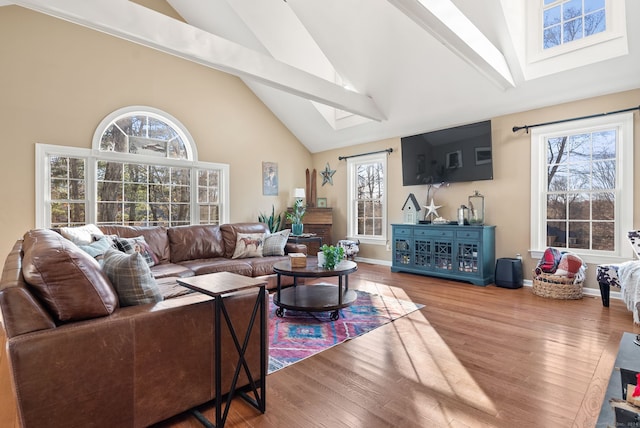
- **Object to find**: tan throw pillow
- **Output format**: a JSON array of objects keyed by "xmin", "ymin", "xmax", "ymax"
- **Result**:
[
  {"xmin": 232, "ymin": 233, "xmax": 265, "ymax": 259},
  {"xmin": 263, "ymin": 229, "xmax": 291, "ymax": 256},
  {"xmin": 102, "ymin": 249, "xmax": 163, "ymax": 306},
  {"xmin": 21, "ymin": 229, "xmax": 118, "ymax": 322}
]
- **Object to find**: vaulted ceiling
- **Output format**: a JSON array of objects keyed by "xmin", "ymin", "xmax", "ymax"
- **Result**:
[{"xmin": 8, "ymin": 0, "xmax": 640, "ymax": 153}]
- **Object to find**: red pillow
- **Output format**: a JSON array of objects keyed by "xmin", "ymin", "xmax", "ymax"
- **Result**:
[{"xmin": 536, "ymin": 247, "xmax": 562, "ymax": 274}]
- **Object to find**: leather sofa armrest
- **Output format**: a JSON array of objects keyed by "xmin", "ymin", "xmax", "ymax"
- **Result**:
[
  {"xmin": 285, "ymin": 243, "xmax": 307, "ymax": 255},
  {"xmin": 0, "ymin": 288, "xmax": 56, "ymax": 338}
]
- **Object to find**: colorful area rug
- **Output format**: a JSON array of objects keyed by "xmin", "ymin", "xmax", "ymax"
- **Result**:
[{"xmin": 268, "ymin": 289, "xmax": 423, "ymax": 373}]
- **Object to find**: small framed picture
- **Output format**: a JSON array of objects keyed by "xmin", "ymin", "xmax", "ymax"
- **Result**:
[
  {"xmin": 317, "ymin": 197, "xmax": 327, "ymax": 208},
  {"xmin": 446, "ymin": 150, "xmax": 463, "ymax": 169},
  {"xmin": 475, "ymin": 147, "xmax": 492, "ymax": 165},
  {"xmin": 262, "ymin": 162, "xmax": 278, "ymax": 196}
]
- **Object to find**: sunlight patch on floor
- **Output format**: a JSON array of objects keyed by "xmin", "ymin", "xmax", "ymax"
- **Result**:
[{"xmin": 355, "ymin": 279, "xmax": 499, "ymax": 422}]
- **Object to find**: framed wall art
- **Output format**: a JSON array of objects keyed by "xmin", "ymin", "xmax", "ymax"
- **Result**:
[
  {"xmin": 262, "ymin": 162, "xmax": 278, "ymax": 195},
  {"xmin": 317, "ymin": 197, "xmax": 327, "ymax": 208}
]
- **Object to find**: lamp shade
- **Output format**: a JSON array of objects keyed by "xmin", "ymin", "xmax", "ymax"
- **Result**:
[{"xmin": 293, "ymin": 188, "xmax": 306, "ymax": 199}]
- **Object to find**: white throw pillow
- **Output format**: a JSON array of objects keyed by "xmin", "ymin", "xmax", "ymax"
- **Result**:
[{"xmin": 60, "ymin": 224, "xmax": 104, "ymax": 245}]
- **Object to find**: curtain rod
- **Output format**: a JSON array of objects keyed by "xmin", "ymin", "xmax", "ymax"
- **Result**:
[
  {"xmin": 338, "ymin": 148, "xmax": 393, "ymax": 161},
  {"xmin": 512, "ymin": 105, "xmax": 640, "ymax": 133}
]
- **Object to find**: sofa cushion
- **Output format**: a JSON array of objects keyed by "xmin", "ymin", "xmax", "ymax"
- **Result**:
[
  {"xmin": 99, "ymin": 225, "xmax": 171, "ymax": 264},
  {"xmin": 168, "ymin": 225, "xmax": 225, "ymax": 263},
  {"xmin": 111, "ymin": 235, "xmax": 158, "ymax": 266},
  {"xmin": 232, "ymin": 233, "xmax": 265, "ymax": 259},
  {"xmin": 221, "ymin": 223, "xmax": 270, "ymax": 259},
  {"xmin": 263, "ymin": 229, "xmax": 291, "ymax": 256},
  {"xmin": 102, "ymin": 249, "xmax": 163, "ymax": 306},
  {"xmin": 178, "ymin": 258, "xmax": 254, "ymax": 277},
  {"xmin": 21, "ymin": 229, "xmax": 118, "ymax": 322},
  {"xmin": 60, "ymin": 224, "xmax": 104, "ymax": 245},
  {"xmin": 150, "ymin": 263, "xmax": 195, "ymax": 279},
  {"xmin": 155, "ymin": 277, "xmax": 193, "ymax": 299},
  {"xmin": 250, "ymin": 256, "xmax": 290, "ymax": 277}
]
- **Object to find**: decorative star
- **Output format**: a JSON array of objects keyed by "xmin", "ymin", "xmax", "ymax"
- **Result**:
[
  {"xmin": 320, "ymin": 162, "xmax": 336, "ymax": 186},
  {"xmin": 423, "ymin": 198, "xmax": 442, "ymax": 219}
]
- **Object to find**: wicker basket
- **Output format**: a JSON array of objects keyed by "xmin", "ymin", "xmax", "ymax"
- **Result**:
[{"xmin": 532, "ymin": 271, "xmax": 583, "ymax": 300}]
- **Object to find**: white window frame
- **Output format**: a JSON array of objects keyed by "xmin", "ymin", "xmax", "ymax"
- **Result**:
[
  {"xmin": 346, "ymin": 152, "xmax": 387, "ymax": 245},
  {"xmin": 529, "ymin": 112, "xmax": 633, "ymax": 264},
  {"xmin": 36, "ymin": 107, "xmax": 230, "ymax": 228},
  {"xmin": 522, "ymin": 0, "xmax": 627, "ymax": 80}
]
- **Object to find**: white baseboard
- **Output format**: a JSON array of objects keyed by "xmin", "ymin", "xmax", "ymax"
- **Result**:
[{"xmin": 357, "ymin": 257, "xmax": 615, "ymax": 300}]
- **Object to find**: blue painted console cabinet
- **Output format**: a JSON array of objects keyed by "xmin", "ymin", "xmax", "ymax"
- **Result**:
[{"xmin": 391, "ymin": 224, "xmax": 496, "ymax": 286}]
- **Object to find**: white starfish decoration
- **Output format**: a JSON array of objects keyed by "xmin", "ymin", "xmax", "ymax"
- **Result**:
[{"xmin": 423, "ymin": 198, "xmax": 442, "ymax": 218}]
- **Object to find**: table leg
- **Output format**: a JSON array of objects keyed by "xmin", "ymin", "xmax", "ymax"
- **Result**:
[
  {"xmin": 191, "ymin": 286, "xmax": 266, "ymax": 428},
  {"xmin": 215, "ymin": 296, "xmax": 222, "ymax": 426},
  {"xmin": 220, "ymin": 287, "xmax": 266, "ymax": 418}
]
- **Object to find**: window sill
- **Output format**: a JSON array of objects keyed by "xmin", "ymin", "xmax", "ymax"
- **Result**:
[
  {"xmin": 528, "ymin": 249, "xmax": 634, "ymax": 266},
  {"xmin": 349, "ymin": 236, "xmax": 385, "ymax": 246}
]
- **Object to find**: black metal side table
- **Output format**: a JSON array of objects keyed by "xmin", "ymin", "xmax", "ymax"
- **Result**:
[{"xmin": 177, "ymin": 272, "xmax": 267, "ymax": 428}]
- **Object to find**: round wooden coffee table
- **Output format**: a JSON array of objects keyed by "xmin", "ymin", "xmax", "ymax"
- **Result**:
[{"xmin": 273, "ymin": 258, "xmax": 357, "ymax": 320}]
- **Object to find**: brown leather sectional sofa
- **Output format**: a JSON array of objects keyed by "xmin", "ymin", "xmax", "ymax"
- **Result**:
[{"xmin": 0, "ymin": 222, "xmax": 306, "ymax": 428}]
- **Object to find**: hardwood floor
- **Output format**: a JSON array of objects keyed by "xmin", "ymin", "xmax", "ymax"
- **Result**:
[{"xmin": 155, "ymin": 263, "xmax": 639, "ymax": 428}]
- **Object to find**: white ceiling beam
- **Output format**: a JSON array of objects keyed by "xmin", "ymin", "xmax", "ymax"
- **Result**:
[
  {"xmin": 388, "ymin": 0, "xmax": 515, "ymax": 90},
  {"xmin": 12, "ymin": 0, "xmax": 386, "ymax": 121}
]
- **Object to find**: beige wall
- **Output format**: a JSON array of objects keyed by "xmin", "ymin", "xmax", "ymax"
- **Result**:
[
  {"xmin": 0, "ymin": 6, "xmax": 312, "ymax": 259},
  {"xmin": 312, "ymin": 89, "xmax": 640, "ymax": 290},
  {"xmin": 1, "ymin": 7, "xmax": 638, "ymax": 293}
]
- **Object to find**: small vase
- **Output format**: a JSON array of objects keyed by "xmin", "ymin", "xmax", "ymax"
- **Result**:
[{"xmin": 292, "ymin": 223, "xmax": 303, "ymax": 236}]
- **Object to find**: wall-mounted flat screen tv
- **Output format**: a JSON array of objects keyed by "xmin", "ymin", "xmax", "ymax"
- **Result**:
[{"xmin": 401, "ymin": 120, "xmax": 493, "ymax": 186}]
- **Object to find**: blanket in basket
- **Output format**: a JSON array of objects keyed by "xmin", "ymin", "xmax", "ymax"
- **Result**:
[{"xmin": 619, "ymin": 261, "xmax": 640, "ymax": 324}]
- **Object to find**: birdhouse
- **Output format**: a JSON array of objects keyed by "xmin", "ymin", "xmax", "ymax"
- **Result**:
[{"xmin": 401, "ymin": 193, "xmax": 421, "ymax": 224}]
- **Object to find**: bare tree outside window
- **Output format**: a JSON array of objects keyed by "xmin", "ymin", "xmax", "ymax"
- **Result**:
[
  {"xmin": 356, "ymin": 161, "xmax": 384, "ymax": 236},
  {"xmin": 545, "ymin": 128, "xmax": 616, "ymax": 251},
  {"xmin": 44, "ymin": 108, "xmax": 226, "ymax": 228},
  {"xmin": 50, "ymin": 156, "xmax": 86, "ymax": 228},
  {"xmin": 543, "ymin": 0, "xmax": 606, "ymax": 49}
]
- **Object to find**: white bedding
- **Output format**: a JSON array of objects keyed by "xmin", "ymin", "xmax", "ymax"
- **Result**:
[{"xmin": 619, "ymin": 260, "xmax": 640, "ymax": 324}]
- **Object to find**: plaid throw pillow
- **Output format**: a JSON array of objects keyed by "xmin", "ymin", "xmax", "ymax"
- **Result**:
[
  {"xmin": 112, "ymin": 236, "xmax": 157, "ymax": 267},
  {"xmin": 263, "ymin": 229, "xmax": 291, "ymax": 256},
  {"xmin": 102, "ymin": 249, "xmax": 162, "ymax": 306}
]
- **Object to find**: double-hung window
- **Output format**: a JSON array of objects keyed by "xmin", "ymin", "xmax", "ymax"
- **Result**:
[
  {"xmin": 346, "ymin": 153, "xmax": 387, "ymax": 245},
  {"xmin": 530, "ymin": 112, "xmax": 633, "ymax": 263},
  {"xmin": 36, "ymin": 106, "xmax": 229, "ymax": 228}
]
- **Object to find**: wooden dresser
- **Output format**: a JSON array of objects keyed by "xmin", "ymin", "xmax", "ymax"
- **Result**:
[{"xmin": 285, "ymin": 207, "xmax": 333, "ymax": 253}]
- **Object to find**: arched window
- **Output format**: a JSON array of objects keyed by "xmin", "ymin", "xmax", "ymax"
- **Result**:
[{"xmin": 36, "ymin": 107, "xmax": 229, "ymax": 228}]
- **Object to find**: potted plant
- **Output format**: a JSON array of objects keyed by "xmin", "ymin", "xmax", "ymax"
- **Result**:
[
  {"xmin": 258, "ymin": 205, "xmax": 282, "ymax": 233},
  {"xmin": 286, "ymin": 198, "xmax": 306, "ymax": 236},
  {"xmin": 320, "ymin": 244, "xmax": 345, "ymax": 270}
]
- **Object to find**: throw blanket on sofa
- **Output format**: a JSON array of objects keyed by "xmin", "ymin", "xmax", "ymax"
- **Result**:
[{"xmin": 619, "ymin": 260, "xmax": 640, "ymax": 324}]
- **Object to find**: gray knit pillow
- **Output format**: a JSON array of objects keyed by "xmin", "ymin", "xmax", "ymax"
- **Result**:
[
  {"xmin": 263, "ymin": 229, "xmax": 291, "ymax": 256},
  {"xmin": 102, "ymin": 249, "xmax": 163, "ymax": 306}
]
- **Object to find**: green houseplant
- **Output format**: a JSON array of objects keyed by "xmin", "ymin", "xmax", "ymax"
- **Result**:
[
  {"xmin": 320, "ymin": 244, "xmax": 345, "ymax": 270},
  {"xmin": 258, "ymin": 205, "xmax": 282, "ymax": 233},
  {"xmin": 286, "ymin": 199, "xmax": 306, "ymax": 235}
]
